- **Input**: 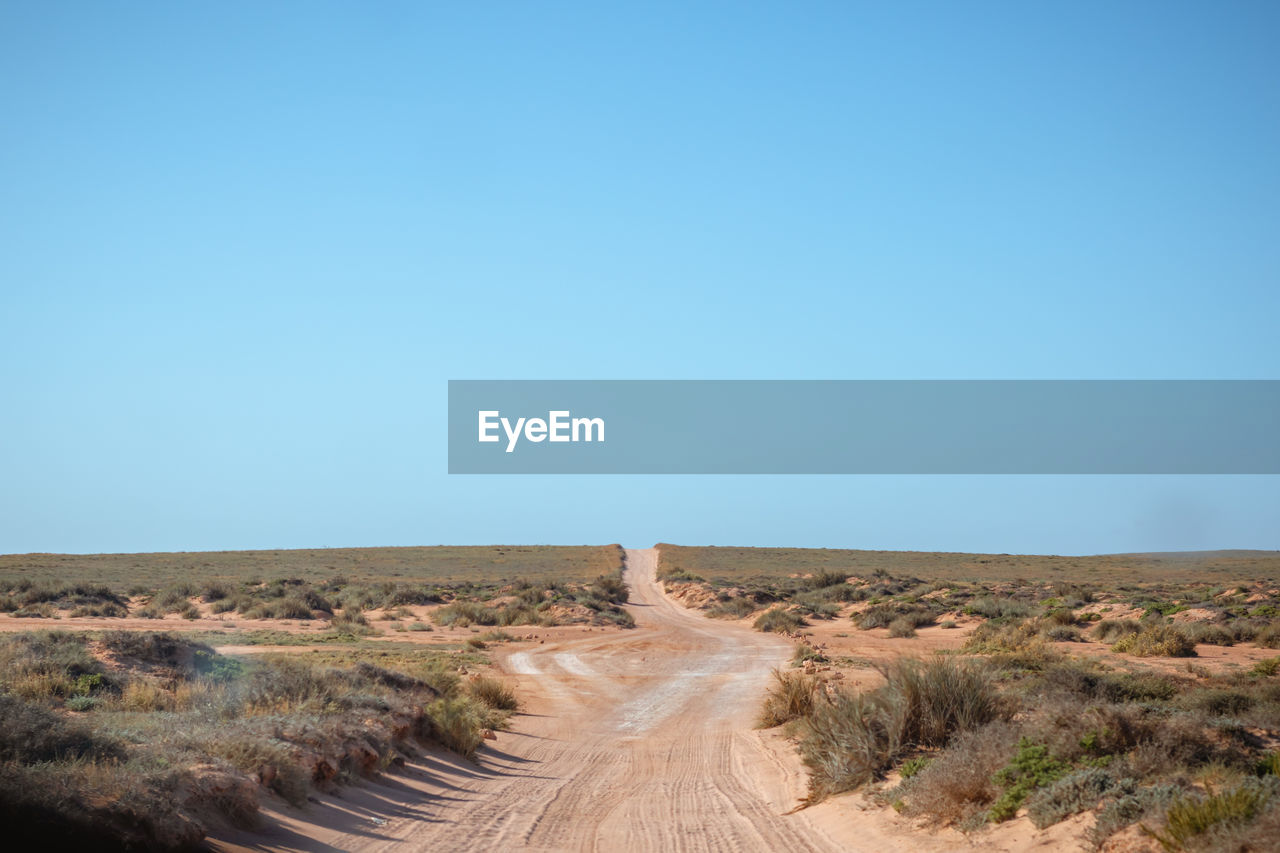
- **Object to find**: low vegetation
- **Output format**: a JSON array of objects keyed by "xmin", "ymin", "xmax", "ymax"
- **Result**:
[
  {"xmin": 0, "ymin": 629, "xmax": 518, "ymax": 849},
  {"xmin": 761, "ymin": 646, "xmax": 1280, "ymax": 846},
  {"xmin": 0, "ymin": 545, "xmax": 633, "ymax": 630},
  {"xmin": 738, "ymin": 546, "xmax": 1280, "ymax": 849},
  {"xmin": 797, "ymin": 658, "xmax": 1003, "ymax": 801}
]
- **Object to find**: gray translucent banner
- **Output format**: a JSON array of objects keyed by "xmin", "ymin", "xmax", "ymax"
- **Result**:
[{"xmin": 447, "ymin": 380, "xmax": 1280, "ymax": 474}]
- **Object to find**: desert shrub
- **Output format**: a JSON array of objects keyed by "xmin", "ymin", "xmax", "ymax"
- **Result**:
[
  {"xmin": 754, "ymin": 607, "xmax": 805, "ymax": 633},
  {"xmin": 210, "ymin": 598, "xmax": 238, "ymax": 614},
  {"xmin": 858, "ymin": 603, "xmax": 937, "ymax": 631},
  {"xmin": 210, "ymin": 734, "xmax": 310, "ymax": 806},
  {"xmin": 1183, "ymin": 622, "xmax": 1236, "ymax": 646},
  {"xmin": 1042, "ymin": 663, "xmax": 1179, "ymax": 704},
  {"xmin": 1113, "ymin": 625, "xmax": 1197, "ymax": 658},
  {"xmin": 987, "ymin": 738, "xmax": 1071, "ymax": 822},
  {"xmin": 152, "ymin": 584, "xmax": 196, "ymax": 613},
  {"xmin": 899, "ymin": 755, "xmax": 932, "ymax": 779},
  {"xmin": 100, "ymin": 630, "xmax": 214, "ymax": 671},
  {"xmin": 807, "ymin": 571, "xmax": 851, "ymax": 590},
  {"xmin": 1088, "ymin": 784, "xmax": 1182, "ymax": 847},
  {"xmin": 963, "ymin": 618, "xmax": 1042, "ymax": 654},
  {"xmin": 1044, "ymin": 608, "xmax": 1078, "ymax": 627},
  {"xmin": 707, "ymin": 597, "xmax": 757, "ymax": 619},
  {"xmin": 1252, "ymin": 657, "xmax": 1280, "ymax": 677},
  {"xmin": 1256, "ymin": 624, "xmax": 1280, "ymax": 649},
  {"xmin": 469, "ymin": 676, "xmax": 519, "ymax": 711},
  {"xmin": 68, "ymin": 602, "xmax": 128, "ymax": 618},
  {"xmin": 0, "ymin": 762, "xmax": 205, "ymax": 850},
  {"xmin": 1181, "ymin": 688, "xmax": 1255, "ymax": 717},
  {"xmin": 242, "ymin": 658, "xmax": 338, "ymax": 712},
  {"xmin": 1042, "ymin": 625, "xmax": 1082, "ymax": 642},
  {"xmin": 348, "ymin": 661, "xmax": 429, "ymax": 692},
  {"xmin": 200, "ymin": 582, "xmax": 233, "ymax": 602},
  {"xmin": 887, "ymin": 618, "xmax": 917, "ymax": 638},
  {"xmin": 758, "ymin": 669, "xmax": 819, "ymax": 728},
  {"xmin": 898, "ymin": 721, "xmax": 1019, "ymax": 826},
  {"xmin": 381, "ymin": 585, "xmax": 440, "ymax": 607},
  {"xmin": 118, "ymin": 680, "xmax": 175, "ymax": 712},
  {"xmin": 1026, "ymin": 768, "xmax": 1131, "ymax": 829},
  {"xmin": 433, "ymin": 601, "xmax": 500, "ymax": 628},
  {"xmin": 597, "ymin": 607, "xmax": 636, "ymax": 628},
  {"xmin": 13, "ymin": 603, "xmax": 58, "ymax": 618},
  {"xmin": 1193, "ymin": 795, "xmax": 1280, "ymax": 852},
  {"xmin": 800, "ymin": 658, "xmax": 1002, "ymax": 800},
  {"xmin": 965, "ymin": 597, "xmax": 1032, "ymax": 620},
  {"xmin": 792, "ymin": 644, "xmax": 827, "ymax": 666},
  {"xmin": 332, "ymin": 610, "xmax": 374, "ymax": 634},
  {"xmin": 795, "ymin": 598, "xmax": 841, "ymax": 620},
  {"xmin": 192, "ymin": 650, "xmax": 245, "ymax": 683},
  {"xmin": 1095, "ymin": 618, "xmax": 1143, "ymax": 643},
  {"xmin": 1147, "ymin": 779, "xmax": 1276, "ymax": 850},
  {"xmin": 275, "ymin": 596, "xmax": 316, "ymax": 620},
  {"xmin": 590, "ymin": 573, "xmax": 629, "ymax": 604},
  {"xmin": 0, "ymin": 694, "xmax": 123, "ymax": 763},
  {"xmin": 415, "ymin": 659, "xmax": 461, "ymax": 698},
  {"xmin": 423, "ymin": 696, "xmax": 487, "ymax": 758},
  {"xmin": 409, "ymin": 621, "xmax": 432, "ymax": 632}
]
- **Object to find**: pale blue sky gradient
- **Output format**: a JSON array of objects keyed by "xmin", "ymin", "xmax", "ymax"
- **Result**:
[{"xmin": 2, "ymin": 2, "xmax": 1277, "ymax": 554}]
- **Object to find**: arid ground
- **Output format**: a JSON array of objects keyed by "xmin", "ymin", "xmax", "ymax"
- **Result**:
[
  {"xmin": 2, "ymin": 545, "xmax": 1278, "ymax": 851},
  {"xmin": 204, "ymin": 549, "xmax": 965, "ymax": 852}
]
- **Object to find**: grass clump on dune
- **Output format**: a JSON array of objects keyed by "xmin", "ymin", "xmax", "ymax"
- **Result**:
[
  {"xmin": 0, "ymin": 629, "xmax": 518, "ymax": 848},
  {"xmin": 758, "ymin": 669, "xmax": 820, "ymax": 728},
  {"xmin": 754, "ymin": 607, "xmax": 805, "ymax": 633},
  {"xmin": 799, "ymin": 657, "xmax": 1003, "ymax": 802}
]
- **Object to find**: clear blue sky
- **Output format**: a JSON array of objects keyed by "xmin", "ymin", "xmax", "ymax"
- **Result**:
[{"xmin": 2, "ymin": 2, "xmax": 1277, "ymax": 555}]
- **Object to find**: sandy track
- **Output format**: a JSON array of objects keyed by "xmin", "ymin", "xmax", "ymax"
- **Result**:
[{"xmin": 215, "ymin": 548, "xmax": 845, "ymax": 852}]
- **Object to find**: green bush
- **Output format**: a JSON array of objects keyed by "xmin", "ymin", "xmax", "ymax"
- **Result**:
[
  {"xmin": 1252, "ymin": 657, "xmax": 1280, "ymax": 677},
  {"xmin": 1148, "ymin": 781, "xmax": 1272, "ymax": 849},
  {"xmin": 900, "ymin": 755, "xmax": 932, "ymax": 779},
  {"xmin": 64, "ymin": 695, "xmax": 98, "ymax": 712},
  {"xmin": 988, "ymin": 739, "xmax": 1070, "ymax": 822}
]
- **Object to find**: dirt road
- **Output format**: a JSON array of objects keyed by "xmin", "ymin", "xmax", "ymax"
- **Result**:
[
  {"xmin": 210, "ymin": 548, "xmax": 991, "ymax": 852},
  {"xmin": 281, "ymin": 548, "xmax": 844, "ymax": 851}
]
